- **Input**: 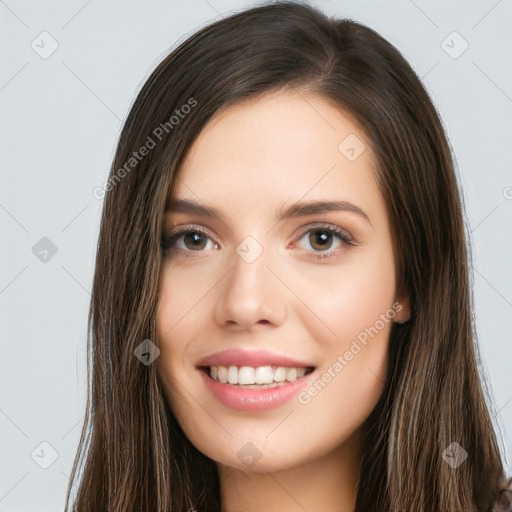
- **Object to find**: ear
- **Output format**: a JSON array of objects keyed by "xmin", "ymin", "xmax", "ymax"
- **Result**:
[{"xmin": 394, "ymin": 280, "xmax": 411, "ymax": 323}]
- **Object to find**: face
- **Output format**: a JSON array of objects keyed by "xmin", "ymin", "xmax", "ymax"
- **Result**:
[{"xmin": 156, "ymin": 88, "xmax": 410, "ymax": 473}]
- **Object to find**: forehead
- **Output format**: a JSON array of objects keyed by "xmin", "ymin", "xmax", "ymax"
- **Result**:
[{"xmin": 168, "ymin": 89, "xmax": 381, "ymax": 216}]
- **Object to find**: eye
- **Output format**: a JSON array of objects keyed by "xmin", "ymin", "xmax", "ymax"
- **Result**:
[
  {"xmin": 293, "ymin": 223, "xmax": 354, "ymax": 260},
  {"xmin": 162, "ymin": 226, "xmax": 218, "ymax": 257}
]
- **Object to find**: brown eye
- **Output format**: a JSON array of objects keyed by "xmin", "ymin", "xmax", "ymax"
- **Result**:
[
  {"xmin": 162, "ymin": 227, "xmax": 217, "ymax": 256},
  {"xmin": 293, "ymin": 223, "xmax": 354, "ymax": 261},
  {"xmin": 182, "ymin": 231, "xmax": 209, "ymax": 251},
  {"xmin": 308, "ymin": 229, "xmax": 335, "ymax": 251}
]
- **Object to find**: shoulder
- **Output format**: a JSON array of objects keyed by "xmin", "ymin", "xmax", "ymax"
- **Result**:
[{"xmin": 492, "ymin": 477, "xmax": 512, "ymax": 512}]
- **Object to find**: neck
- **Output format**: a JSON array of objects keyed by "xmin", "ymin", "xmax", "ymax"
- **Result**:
[{"xmin": 218, "ymin": 430, "xmax": 363, "ymax": 512}]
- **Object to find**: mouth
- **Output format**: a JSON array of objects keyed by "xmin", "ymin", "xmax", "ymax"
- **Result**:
[{"xmin": 198, "ymin": 364, "xmax": 316, "ymax": 389}]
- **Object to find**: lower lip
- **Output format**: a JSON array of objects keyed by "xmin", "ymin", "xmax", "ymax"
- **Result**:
[{"xmin": 199, "ymin": 368, "xmax": 315, "ymax": 411}]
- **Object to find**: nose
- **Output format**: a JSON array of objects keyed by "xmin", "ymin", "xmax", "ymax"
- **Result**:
[{"xmin": 214, "ymin": 243, "xmax": 287, "ymax": 330}]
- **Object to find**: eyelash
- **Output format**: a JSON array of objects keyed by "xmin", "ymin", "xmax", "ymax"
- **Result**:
[{"xmin": 161, "ymin": 223, "xmax": 355, "ymax": 261}]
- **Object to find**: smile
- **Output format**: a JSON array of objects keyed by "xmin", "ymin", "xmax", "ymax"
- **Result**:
[
  {"xmin": 198, "ymin": 364, "xmax": 316, "ymax": 411},
  {"xmin": 203, "ymin": 364, "xmax": 314, "ymax": 386}
]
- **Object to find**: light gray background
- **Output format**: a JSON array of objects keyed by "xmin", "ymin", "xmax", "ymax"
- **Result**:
[{"xmin": 1, "ymin": 1, "xmax": 511, "ymax": 510}]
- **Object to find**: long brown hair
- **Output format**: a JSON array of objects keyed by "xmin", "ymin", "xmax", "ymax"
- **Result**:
[{"xmin": 64, "ymin": 2, "xmax": 508, "ymax": 510}]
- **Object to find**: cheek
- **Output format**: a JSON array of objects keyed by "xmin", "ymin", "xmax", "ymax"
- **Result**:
[
  {"xmin": 156, "ymin": 264, "xmax": 223, "ymax": 421},
  {"xmin": 156, "ymin": 262, "xmax": 214, "ymax": 353},
  {"xmin": 155, "ymin": 272, "xmax": 194, "ymax": 406},
  {"xmin": 293, "ymin": 250, "xmax": 395, "ymax": 420},
  {"xmin": 295, "ymin": 247, "xmax": 396, "ymax": 347}
]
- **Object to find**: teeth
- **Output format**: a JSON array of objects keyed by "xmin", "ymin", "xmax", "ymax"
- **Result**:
[
  {"xmin": 254, "ymin": 366, "xmax": 273, "ymax": 384},
  {"xmin": 217, "ymin": 366, "xmax": 228, "ymax": 383},
  {"xmin": 228, "ymin": 365, "xmax": 238, "ymax": 384},
  {"xmin": 286, "ymin": 367, "xmax": 297, "ymax": 381},
  {"xmin": 273, "ymin": 367, "xmax": 287, "ymax": 382},
  {"xmin": 239, "ymin": 366, "xmax": 255, "ymax": 385},
  {"xmin": 207, "ymin": 365, "xmax": 310, "ymax": 385}
]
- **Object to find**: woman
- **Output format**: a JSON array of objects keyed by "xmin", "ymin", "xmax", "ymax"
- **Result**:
[{"xmin": 64, "ymin": 1, "xmax": 511, "ymax": 511}]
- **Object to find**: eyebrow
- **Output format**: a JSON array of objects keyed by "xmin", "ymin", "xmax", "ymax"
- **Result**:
[{"xmin": 166, "ymin": 198, "xmax": 372, "ymax": 227}]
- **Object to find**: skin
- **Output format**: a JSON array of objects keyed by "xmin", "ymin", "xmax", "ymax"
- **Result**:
[{"xmin": 156, "ymin": 87, "xmax": 410, "ymax": 512}]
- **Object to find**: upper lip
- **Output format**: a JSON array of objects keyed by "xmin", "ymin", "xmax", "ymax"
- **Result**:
[{"xmin": 196, "ymin": 348, "xmax": 314, "ymax": 368}]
